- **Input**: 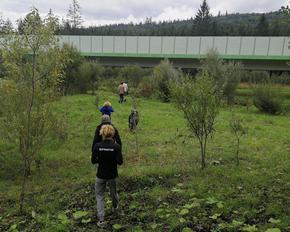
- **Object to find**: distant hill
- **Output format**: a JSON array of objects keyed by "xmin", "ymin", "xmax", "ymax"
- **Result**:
[{"xmin": 59, "ymin": 11, "xmax": 290, "ymax": 36}]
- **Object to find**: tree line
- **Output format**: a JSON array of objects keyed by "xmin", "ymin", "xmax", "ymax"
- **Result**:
[
  {"xmin": 1, "ymin": 0, "xmax": 290, "ymax": 36},
  {"xmin": 49, "ymin": 0, "xmax": 290, "ymax": 37}
]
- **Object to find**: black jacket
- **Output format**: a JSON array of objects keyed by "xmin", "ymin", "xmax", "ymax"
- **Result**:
[
  {"xmin": 91, "ymin": 122, "xmax": 122, "ymax": 153},
  {"xmin": 91, "ymin": 139, "xmax": 123, "ymax": 179}
]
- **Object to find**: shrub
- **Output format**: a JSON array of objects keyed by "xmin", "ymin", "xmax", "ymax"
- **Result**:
[
  {"xmin": 201, "ymin": 51, "xmax": 242, "ymax": 105},
  {"xmin": 60, "ymin": 43, "xmax": 84, "ymax": 95},
  {"xmin": 152, "ymin": 59, "xmax": 181, "ymax": 102},
  {"xmin": 77, "ymin": 61, "xmax": 104, "ymax": 94},
  {"xmin": 137, "ymin": 76, "xmax": 154, "ymax": 98},
  {"xmin": 119, "ymin": 65, "xmax": 149, "ymax": 88},
  {"xmin": 253, "ymin": 82, "xmax": 284, "ymax": 114},
  {"xmin": 171, "ymin": 72, "xmax": 220, "ymax": 169},
  {"xmin": 241, "ymin": 71, "xmax": 270, "ymax": 84}
]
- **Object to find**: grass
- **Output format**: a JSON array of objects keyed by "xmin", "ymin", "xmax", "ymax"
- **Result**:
[{"xmin": 0, "ymin": 87, "xmax": 290, "ymax": 231}]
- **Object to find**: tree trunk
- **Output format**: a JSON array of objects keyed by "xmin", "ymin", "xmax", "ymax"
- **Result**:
[
  {"xmin": 135, "ymin": 128, "xmax": 139, "ymax": 156},
  {"xmin": 19, "ymin": 154, "xmax": 30, "ymax": 213},
  {"xmin": 203, "ymin": 138, "xmax": 207, "ymax": 169},
  {"xmin": 236, "ymin": 137, "xmax": 240, "ymax": 166},
  {"xmin": 199, "ymin": 140, "xmax": 206, "ymax": 169}
]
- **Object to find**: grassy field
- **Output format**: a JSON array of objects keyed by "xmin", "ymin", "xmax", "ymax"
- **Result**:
[{"xmin": 1, "ymin": 87, "xmax": 290, "ymax": 232}]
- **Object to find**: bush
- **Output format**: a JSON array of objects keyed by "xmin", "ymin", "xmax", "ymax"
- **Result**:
[
  {"xmin": 241, "ymin": 71, "xmax": 270, "ymax": 84},
  {"xmin": 60, "ymin": 43, "xmax": 84, "ymax": 95},
  {"xmin": 119, "ymin": 65, "xmax": 150, "ymax": 88},
  {"xmin": 171, "ymin": 72, "xmax": 220, "ymax": 169},
  {"xmin": 253, "ymin": 83, "xmax": 284, "ymax": 114},
  {"xmin": 152, "ymin": 59, "xmax": 181, "ymax": 102},
  {"xmin": 137, "ymin": 76, "xmax": 155, "ymax": 98},
  {"xmin": 241, "ymin": 71, "xmax": 290, "ymax": 86},
  {"xmin": 201, "ymin": 51, "xmax": 242, "ymax": 105}
]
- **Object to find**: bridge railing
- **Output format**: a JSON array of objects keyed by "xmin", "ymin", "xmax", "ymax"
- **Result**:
[{"xmin": 57, "ymin": 36, "xmax": 290, "ymax": 60}]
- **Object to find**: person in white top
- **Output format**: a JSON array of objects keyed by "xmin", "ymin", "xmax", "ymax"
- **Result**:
[{"xmin": 123, "ymin": 82, "xmax": 128, "ymax": 96}]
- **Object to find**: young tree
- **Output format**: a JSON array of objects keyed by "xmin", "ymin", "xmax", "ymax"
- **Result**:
[
  {"xmin": 201, "ymin": 50, "xmax": 224, "ymax": 91},
  {"xmin": 78, "ymin": 61, "xmax": 104, "ymax": 94},
  {"xmin": 253, "ymin": 81, "xmax": 284, "ymax": 115},
  {"xmin": 229, "ymin": 114, "xmax": 248, "ymax": 166},
  {"xmin": 223, "ymin": 62, "xmax": 242, "ymax": 105},
  {"xmin": 152, "ymin": 59, "xmax": 180, "ymax": 102},
  {"xmin": 0, "ymin": 17, "xmax": 13, "ymax": 34},
  {"xmin": 66, "ymin": 0, "xmax": 83, "ymax": 29},
  {"xmin": 0, "ymin": 7, "xmax": 67, "ymax": 211},
  {"xmin": 171, "ymin": 72, "xmax": 220, "ymax": 169},
  {"xmin": 45, "ymin": 8, "xmax": 60, "ymax": 33},
  {"xmin": 60, "ymin": 43, "xmax": 84, "ymax": 94},
  {"xmin": 194, "ymin": 0, "xmax": 211, "ymax": 35},
  {"xmin": 202, "ymin": 51, "xmax": 242, "ymax": 105},
  {"xmin": 280, "ymin": 3, "xmax": 290, "ymax": 14}
]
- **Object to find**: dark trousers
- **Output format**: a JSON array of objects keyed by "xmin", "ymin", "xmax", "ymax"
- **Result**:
[{"xmin": 119, "ymin": 94, "xmax": 124, "ymax": 103}]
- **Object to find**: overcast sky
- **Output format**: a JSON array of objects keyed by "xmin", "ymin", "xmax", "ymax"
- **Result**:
[{"xmin": 0, "ymin": 0, "xmax": 288, "ymax": 27}]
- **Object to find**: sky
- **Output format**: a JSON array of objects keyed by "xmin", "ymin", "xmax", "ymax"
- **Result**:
[{"xmin": 0, "ymin": 0, "xmax": 288, "ymax": 27}]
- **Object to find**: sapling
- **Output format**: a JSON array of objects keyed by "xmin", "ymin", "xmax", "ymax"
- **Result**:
[
  {"xmin": 171, "ymin": 72, "xmax": 220, "ymax": 169},
  {"xmin": 229, "ymin": 114, "xmax": 248, "ymax": 166},
  {"xmin": 0, "ymin": 8, "xmax": 67, "ymax": 212}
]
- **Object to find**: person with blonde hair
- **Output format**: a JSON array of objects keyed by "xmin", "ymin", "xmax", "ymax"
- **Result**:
[
  {"xmin": 99, "ymin": 100, "xmax": 114, "ymax": 117},
  {"xmin": 91, "ymin": 124, "xmax": 123, "ymax": 228},
  {"xmin": 91, "ymin": 115, "xmax": 122, "ymax": 153}
]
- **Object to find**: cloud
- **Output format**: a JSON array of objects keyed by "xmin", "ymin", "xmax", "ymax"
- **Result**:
[
  {"xmin": 0, "ymin": 0, "xmax": 286, "ymax": 27},
  {"xmin": 153, "ymin": 5, "xmax": 195, "ymax": 22}
]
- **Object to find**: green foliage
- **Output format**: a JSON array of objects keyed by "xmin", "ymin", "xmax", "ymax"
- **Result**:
[
  {"xmin": 202, "ymin": 51, "xmax": 242, "ymax": 105},
  {"xmin": 77, "ymin": 61, "xmax": 104, "ymax": 94},
  {"xmin": 201, "ymin": 50, "xmax": 224, "ymax": 90},
  {"xmin": 241, "ymin": 71, "xmax": 290, "ymax": 86},
  {"xmin": 153, "ymin": 59, "xmax": 180, "ymax": 102},
  {"xmin": 60, "ymin": 43, "xmax": 84, "ymax": 95},
  {"xmin": 0, "ymin": 7, "xmax": 68, "ymax": 211},
  {"xmin": 119, "ymin": 65, "xmax": 149, "ymax": 88},
  {"xmin": 256, "ymin": 14, "xmax": 269, "ymax": 35},
  {"xmin": 112, "ymin": 224, "xmax": 123, "ymax": 230},
  {"xmin": 66, "ymin": 0, "xmax": 83, "ymax": 29},
  {"xmin": 241, "ymin": 71, "xmax": 270, "ymax": 84},
  {"xmin": 253, "ymin": 82, "xmax": 284, "ymax": 115},
  {"xmin": 229, "ymin": 114, "xmax": 248, "ymax": 165},
  {"xmin": 265, "ymin": 229, "xmax": 281, "ymax": 232},
  {"xmin": 194, "ymin": 0, "xmax": 211, "ymax": 35},
  {"xmin": 223, "ymin": 62, "xmax": 242, "ymax": 105},
  {"xmin": 72, "ymin": 210, "xmax": 89, "ymax": 220},
  {"xmin": 137, "ymin": 76, "xmax": 155, "ymax": 98},
  {"xmin": 171, "ymin": 72, "xmax": 220, "ymax": 168},
  {"xmin": 1, "ymin": 90, "xmax": 290, "ymax": 231}
]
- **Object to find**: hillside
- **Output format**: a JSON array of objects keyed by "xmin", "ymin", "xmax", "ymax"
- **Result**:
[
  {"xmin": 59, "ymin": 11, "xmax": 290, "ymax": 36},
  {"xmin": 1, "ymin": 88, "xmax": 290, "ymax": 231}
]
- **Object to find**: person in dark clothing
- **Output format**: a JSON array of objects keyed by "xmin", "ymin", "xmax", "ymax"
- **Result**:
[
  {"xmin": 91, "ymin": 124, "xmax": 123, "ymax": 228},
  {"xmin": 99, "ymin": 101, "xmax": 114, "ymax": 117},
  {"xmin": 91, "ymin": 115, "xmax": 122, "ymax": 153},
  {"xmin": 128, "ymin": 109, "xmax": 139, "ymax": 131}
]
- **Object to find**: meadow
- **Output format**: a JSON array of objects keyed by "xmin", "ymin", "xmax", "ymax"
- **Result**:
[{"xmin": 1, "ymin": 86, "xmax": 290, "ymax": 232}]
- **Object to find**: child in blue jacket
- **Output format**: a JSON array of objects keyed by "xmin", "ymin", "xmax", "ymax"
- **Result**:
[{"xmin": 99, "ymin": 101, "xmax": 114, "ymax": 117}]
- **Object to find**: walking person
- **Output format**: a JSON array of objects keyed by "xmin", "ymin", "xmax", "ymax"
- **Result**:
[
  {"xmin": 99, "ymin": 101, "xmax": 114, "ymax": 117},
  {"xmin": 118, "ymin": 82, "xmax": 125, "ymax": 103},
  {"xmin": 123, "ymin": 82, "xmax": 128, "ymax": 102},
  {"xmin": 91, "ymin": 124, "xmax": 123, "ymax": 228},
  {"xmin": 91, "ymin": 114, "xmax": 122, "ymax": 153}
]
